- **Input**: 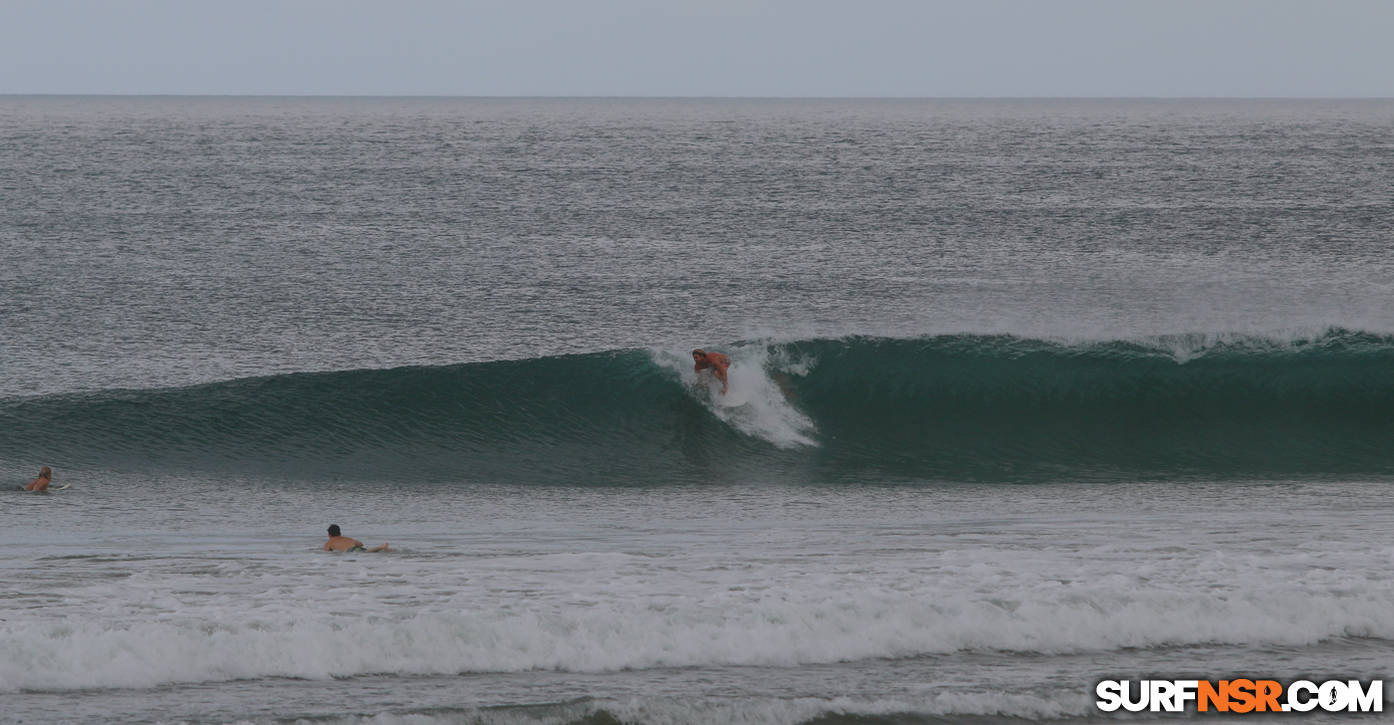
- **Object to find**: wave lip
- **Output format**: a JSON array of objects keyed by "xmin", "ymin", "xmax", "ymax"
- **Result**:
[{"xmin": 4, "ymin": 328, "xmax": 1394, "ymax": 483}]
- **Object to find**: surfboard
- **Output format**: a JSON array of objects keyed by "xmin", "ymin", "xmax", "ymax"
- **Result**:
[
  {"xmin": 16, "ymin": 483, "xmax": 69, "ymax": 492},
  {"xmin": 717, "ymin": 389, "xmax": 749, "ymax": 407},
  {"xmin": 702, "ymin": 376, "xmax": 746, "ymax": 407}
]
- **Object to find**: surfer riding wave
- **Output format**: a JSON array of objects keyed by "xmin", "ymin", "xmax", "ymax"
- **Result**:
[{"xmin": 692, "ymin": 349, "xmax": 730, "ymax": 395}]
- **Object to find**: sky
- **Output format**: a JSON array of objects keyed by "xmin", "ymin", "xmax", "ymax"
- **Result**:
[{"xmin": 1, "ymin": 0, "xmax": 1391, "ymax": 97}]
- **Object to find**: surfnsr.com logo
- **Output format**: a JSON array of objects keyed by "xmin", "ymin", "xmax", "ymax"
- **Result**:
[{"xmin": 1096, "ymin": 679, "xmax": 1383, "ymax": 713}]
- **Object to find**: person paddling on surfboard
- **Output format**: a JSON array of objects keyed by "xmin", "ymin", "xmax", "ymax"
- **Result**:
[
  {"xmin": 22, "ymin": 466, "xmax": 52, "ymax": 492},
  {"xmin": 324, "ymin": 524, "xmax": 389, "ymax": 552},
  {"xmin": 692, "ymin": 349, "xmax": 731, "ymax": 395}
]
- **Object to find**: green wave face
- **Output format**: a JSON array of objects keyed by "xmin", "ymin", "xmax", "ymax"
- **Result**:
[
  {"xmin": 5, "ymin": 331, "xmax": 1394, "ymax": 484},
  {"xmin": 782, "ymin": 331, "xmax": 1394, "ymax": 480}
]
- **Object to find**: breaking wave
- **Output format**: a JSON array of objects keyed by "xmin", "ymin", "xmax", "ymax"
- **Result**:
[{"xmin": 4, "ymin": 329, "xmax": 1394, "ymax": 483}]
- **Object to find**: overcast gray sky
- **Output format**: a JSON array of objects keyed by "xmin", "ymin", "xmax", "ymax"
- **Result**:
[{"xmin": 2, "ymin": 0, "xmax": 1391, "ymax": 97}]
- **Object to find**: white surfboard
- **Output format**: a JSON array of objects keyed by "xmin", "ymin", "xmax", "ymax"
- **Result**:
[
  {"xmin": 18, "ymin": 483, "xmax": 70, "ymax": 492},
  {"xmin": 716, "ymin": 388, "xmax": 749, "ymax": 407}
]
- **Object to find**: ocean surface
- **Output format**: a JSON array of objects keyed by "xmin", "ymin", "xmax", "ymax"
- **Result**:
[{"xmin": 2, "ymin": 97, "xmax": 1393, "ymax": 724}]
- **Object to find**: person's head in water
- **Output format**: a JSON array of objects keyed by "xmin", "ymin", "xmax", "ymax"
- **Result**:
[
  {"xmin": 39, "ymin": 466, "xmax": 51, "ymax": 479},
  {"xmin": 692, "ymin": 349, "xmax": 706, "ymax": 362},
  {"xmin": 327, "ymin": 524, "xmax": 341, "ymax": 537}
]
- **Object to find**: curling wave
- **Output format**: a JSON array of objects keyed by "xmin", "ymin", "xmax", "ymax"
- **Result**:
[{"xmin": 4, "ymin": 329, "xmax": 1394, "ymax": 483}]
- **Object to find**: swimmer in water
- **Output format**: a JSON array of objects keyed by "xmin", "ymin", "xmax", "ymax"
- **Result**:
[
  {"xmin": 324, "ymin": 524, "xmax": 389, "ymax": 552},
  {"xmin": 22, "ymin": 466, "xmax": 52, "ymax": 492}
]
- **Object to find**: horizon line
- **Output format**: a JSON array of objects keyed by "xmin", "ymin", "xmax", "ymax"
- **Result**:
[{"xmin": 2, "ymin": 93, "xmax": 1391, "ymax": 101}]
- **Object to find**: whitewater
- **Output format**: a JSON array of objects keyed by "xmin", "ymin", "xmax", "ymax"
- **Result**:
[
  {"xmin": 6, "ymin": 477, "xmax": 1394, "ymax": 724},
  {"xmin": 7, "ymin": 330, "xmax": 1394, "ymax": 484},
  {"xmin": 3, "ymin": 97, "xmax": 1393, "ymax": 724}
]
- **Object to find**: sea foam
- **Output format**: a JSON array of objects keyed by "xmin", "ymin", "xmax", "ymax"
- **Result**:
[{"xmin": 5, "ymin": 545, "xmax": 1393, "ymax": 692}]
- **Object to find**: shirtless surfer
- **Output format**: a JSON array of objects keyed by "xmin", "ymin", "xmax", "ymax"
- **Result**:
[
  {"xmin": 692, "ymin": 348, "xmax": 731, "ymax": 395},
  {"xmin": 324, "ymin": 524, "xmax": 389, "ymax": 552},
  {"xmin": 22, "ymin": 466, "xmax": 52, "ymax": 492}
]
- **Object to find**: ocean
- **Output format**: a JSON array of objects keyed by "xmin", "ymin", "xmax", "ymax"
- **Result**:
[{"xmin": 2, "ymin": 97, "xmax": 1392, "ymax": 724}]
